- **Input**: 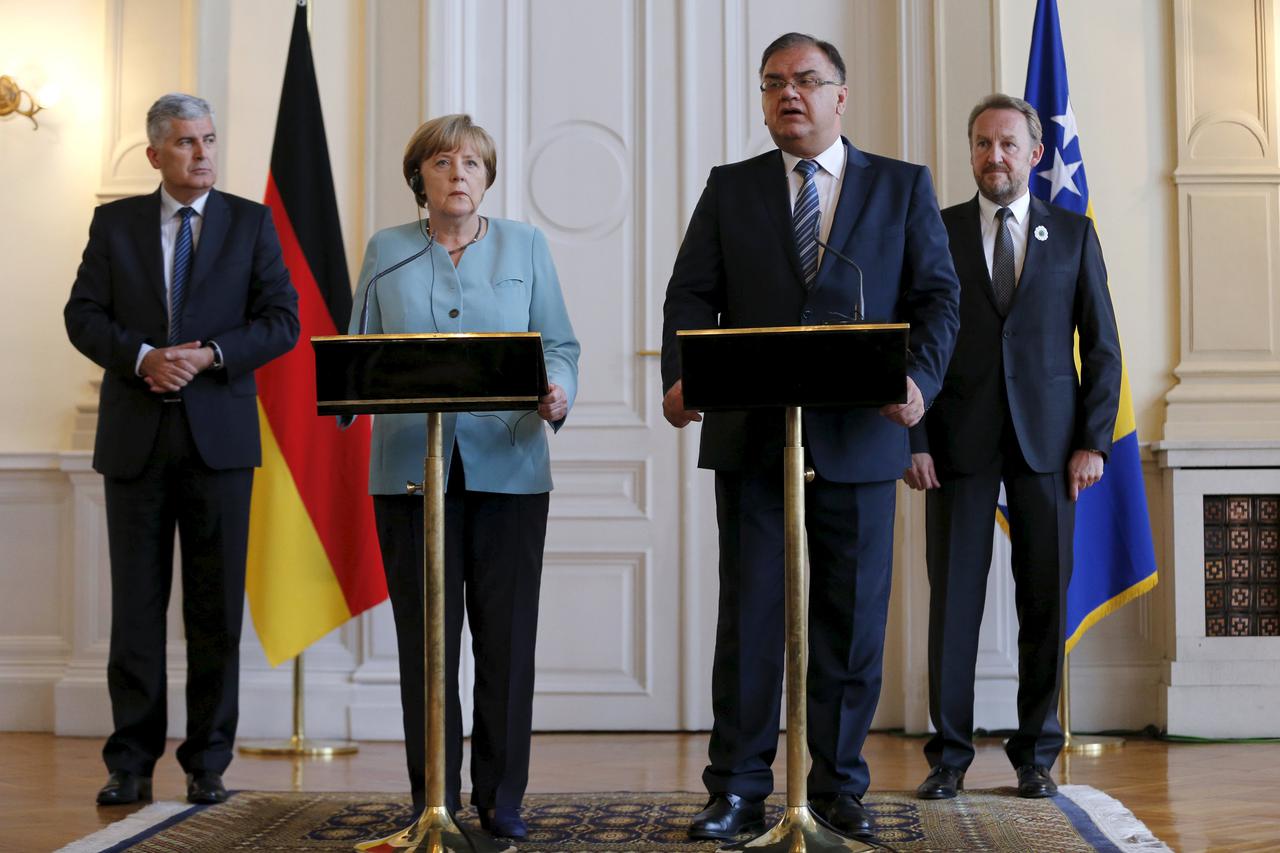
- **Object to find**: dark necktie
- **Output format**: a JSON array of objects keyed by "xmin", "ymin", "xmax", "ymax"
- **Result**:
[
  {"xmin": 169, "ymin": 206, "xmax": 194, "ymax": 344},
  {"xmin": 793, "ymin": 159, "xmax": 820, "ymax": 286},
  {"xmin": 992, "ymin": 206, "xmax": 1015, "ymax": 314}
]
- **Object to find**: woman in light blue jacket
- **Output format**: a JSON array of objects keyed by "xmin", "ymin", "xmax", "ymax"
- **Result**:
[{"xmin": 351, "ymin": 114, "xmax": 579, "ymax": 840}]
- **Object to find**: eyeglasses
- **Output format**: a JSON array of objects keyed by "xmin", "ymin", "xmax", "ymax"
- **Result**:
[{"xmin": 760, "ymin": 76, "xmax": 842, "ymax": 94}]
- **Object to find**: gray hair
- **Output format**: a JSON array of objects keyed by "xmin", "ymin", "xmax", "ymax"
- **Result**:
[
  {"xmin": 966, "ymin": 93, "xmax": 1042, "ymax": 146},
  {"xmin": 146, "ymin": 93, "xmax": 215, "ymax": 147}
]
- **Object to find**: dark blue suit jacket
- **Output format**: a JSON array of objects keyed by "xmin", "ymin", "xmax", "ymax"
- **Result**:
[
  {"xmin": 65, "ymin": 188, "xmax": 300, "ymax": 479},
  {"xmin": 662, "ymin": 139, "xmax": 960, "ymax": 483},
  {"xmin": 911, "ymin": 194, "xmax": 1121, "ymax": 474}
]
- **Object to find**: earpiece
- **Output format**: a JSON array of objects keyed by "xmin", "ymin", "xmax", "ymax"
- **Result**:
[{"xmin": 409, "ymin": 170, "xmax": 423, "ymax": 195}]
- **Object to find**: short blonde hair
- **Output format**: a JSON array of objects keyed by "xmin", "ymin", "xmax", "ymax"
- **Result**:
[{"xmin": 402, "ymin": 114, "xmax": 497, "ymax": 207}]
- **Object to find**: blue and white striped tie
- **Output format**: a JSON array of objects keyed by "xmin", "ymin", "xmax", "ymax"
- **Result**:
[
  {"xmin": 793, "ymin": 159, "xmax": 820, "ymax": 286},
  {"xmin": 169, "ymin": 207, "xmax": 194, "ymax": 344}
]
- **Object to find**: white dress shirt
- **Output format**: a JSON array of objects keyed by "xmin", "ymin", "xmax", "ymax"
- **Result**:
[
  {"xmin": 977, "ymin": 189, "xmax": 1032, "ymax": 285},
  {"xmin": 780, "ymin": 136, "xmax": 847, "ymax": 268},
  {"xmin": 136, "ymin": 187, "xmax": 211, "ymax": 372}
]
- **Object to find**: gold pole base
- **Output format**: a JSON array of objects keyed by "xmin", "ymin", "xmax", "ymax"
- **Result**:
[
  {"xmin": 238, "ymin": 736, "xmax": 359, "ymax": 757},
  {"xmin": 354, "ymin": 806, "xmax": 514, "ymax": 853},
  {"xmin": 1064, "ymin": 733, "xmax": 1125, "ymax": 755},
  {"xmin": 719, "ymin": 806, "xmax": 876, "ymax": 853}
]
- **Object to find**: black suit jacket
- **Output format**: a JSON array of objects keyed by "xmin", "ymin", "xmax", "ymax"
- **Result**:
[
  {"xmin": 662, "ymin": 139, "xmax": 960, "ymax": 483},
  {"xmin": 911, "ymin": 194, "xmax": 1121, "ymax": 475},
  {"xmin": 65, "ymin": 188, "xmax": 300, "ymax": 478}
]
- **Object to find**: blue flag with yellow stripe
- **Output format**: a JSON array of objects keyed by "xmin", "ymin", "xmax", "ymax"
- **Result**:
[{"xmin": 1023, "ymin": 0, "xmax": 1157, "ymax": 651}]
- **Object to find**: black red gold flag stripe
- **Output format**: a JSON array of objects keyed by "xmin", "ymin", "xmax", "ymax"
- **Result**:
[{"xmin": 247, "ymin": 2, "xmax": 387, "ymax": 666}]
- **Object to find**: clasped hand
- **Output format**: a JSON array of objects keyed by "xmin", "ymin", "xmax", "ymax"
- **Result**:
[{"xmin": 140, "ymin": 341, "xmax": 214, "ymax": 393}]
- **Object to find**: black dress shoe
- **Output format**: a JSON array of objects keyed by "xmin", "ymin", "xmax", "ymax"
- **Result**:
[
  {"xmin": 1015, "ymin": 764, "xmax": 1058, "ymax": 798},
  {"xmin": 916, "ymin": 765, "xmax": 965, "ymax": 800},
  {"xmin": 687, "ymin": 793, "xmax": 766, "ymax": 841},
  {"xmin": 810, "ymin": 793, "xmax": 875, "ymax": 839},
  {"xmin": 479, "ymin": 806, "xmax": 528, "ymax": 840},
  {"xmin": 96, "ymin": 770, "xmax": 152, "ymax": 806},
  {"xmin": 186, "ymin": 770, "xmax": 229, "ymax": 804}
]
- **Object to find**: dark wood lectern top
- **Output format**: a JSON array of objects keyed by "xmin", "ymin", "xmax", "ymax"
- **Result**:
[
  {"xmin": 312, "ymin": 332, "xmax": 549, "ymax": 416},
  {"xmin": 677, "ymin": 323, "xmax": 909, "ymax": 411}
]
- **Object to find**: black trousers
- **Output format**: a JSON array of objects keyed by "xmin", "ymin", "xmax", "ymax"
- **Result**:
[
  {"xmin": 374, "ymin": 450, "xmax": 549, "ymax": 813},
  {"xmin": 101, "ymin": 402, "xmax": 252, "ymax": 777},
  {"xmin": 706, "ymin": 459, "xmax": 897, "ymax": 801},
  {"xmin": 923, "ymin": 415, "xmax": 1075, "ymax": 772}
]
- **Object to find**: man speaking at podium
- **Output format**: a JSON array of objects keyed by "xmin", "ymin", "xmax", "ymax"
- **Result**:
[{"xmin": 660, "ymin": 32, "xmax": 959, "ymax": 842}]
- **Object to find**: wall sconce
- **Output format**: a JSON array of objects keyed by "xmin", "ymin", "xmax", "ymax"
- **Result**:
[{"xmin": 0, "ymin": 75, "xmax": 44, "ymax": 130}]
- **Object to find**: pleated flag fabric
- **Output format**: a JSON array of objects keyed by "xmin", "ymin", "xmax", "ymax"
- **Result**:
[
  {"xmin": 245, "ymin": 2, "xmax": 387, "ymax": 666},
  {"xmin": 1023, "ymin": 0, "xmax": 1158, "ymax": 651}
]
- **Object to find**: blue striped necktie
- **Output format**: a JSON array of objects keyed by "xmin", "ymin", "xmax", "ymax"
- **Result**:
[
  {"xmin": 793, "ymin": 159, "xmax": 821, "ymax": 286},
  {"xmin": 169, "ymin": 206, "xmax": 194, "ymax": 344}
]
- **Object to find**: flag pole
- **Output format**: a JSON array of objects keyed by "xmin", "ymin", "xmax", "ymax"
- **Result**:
[
  {"xmin": 239, "ymin": 651, "xmax": 359, "ymax": 757},
  {"xmin": 1059, "ymin": 651, "xmax": 1123, "ymax": 755}
]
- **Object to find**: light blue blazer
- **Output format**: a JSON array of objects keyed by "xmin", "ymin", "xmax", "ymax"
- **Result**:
[{"xmin": 350, "ymin": 218, "xmax": 580, "ymax": 495}]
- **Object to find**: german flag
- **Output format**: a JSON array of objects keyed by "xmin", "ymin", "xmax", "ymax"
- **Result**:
[{"xmin": 246, "ymin": 1, "xmax": 387, "ymax": 667}]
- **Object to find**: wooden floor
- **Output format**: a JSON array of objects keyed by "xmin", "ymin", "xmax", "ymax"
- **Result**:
[{"xmin": 4, "ymin": 731, "xmax": 1278, "ymax": 852}]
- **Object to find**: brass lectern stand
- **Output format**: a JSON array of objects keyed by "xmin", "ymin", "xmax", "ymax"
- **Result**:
[
  {"xmin": 678, "ymin": 323, "xmax": 909, "ymax": 853},
  {"xmin": 314, "ymin": 332, "xmax": 549, "ymax": 853}
]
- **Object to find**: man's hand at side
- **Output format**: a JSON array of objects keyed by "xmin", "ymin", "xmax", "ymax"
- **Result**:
[
  {"xmin": 1067, "ymin": 449, "xmax": 1104, "ymax": 501},
  {"xmin": 903, "ymin": 452, "xmax": 940, "ymax": 490}
]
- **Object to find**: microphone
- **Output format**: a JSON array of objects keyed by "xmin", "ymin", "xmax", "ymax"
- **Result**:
[
  {"xmin": 814, "ymin": 238, "xmax": 864, "ymax": 323},
  {"xmin": 356, "ymin": 234, "xmax": 435, "ymax": 335},
  {"xmin": 339, "ymin": 236, "xmax": 435, "ymax": 430}
]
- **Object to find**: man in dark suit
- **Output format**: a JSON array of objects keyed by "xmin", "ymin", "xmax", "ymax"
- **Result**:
[
  {"xmin": 65, "ymin": 93, "xmax": 299, "ymax": 807},
  {"xmin": 661, "ymin": 32, "xmax": 959, "ymax": 842},
  {"xmin": 905, "ymin": 94, "xmax": 1121, "ymax": 801}
]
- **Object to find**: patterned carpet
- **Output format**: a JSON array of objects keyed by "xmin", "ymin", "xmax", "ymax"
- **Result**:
[{"xmin": 59, "ymin": 788, "xmax": 1169, "ymax": 852}]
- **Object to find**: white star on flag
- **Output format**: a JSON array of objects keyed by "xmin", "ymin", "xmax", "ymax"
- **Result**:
[
  {"xmin": 1037, "ymin": 148, "xmax": 1082, "ymax": 200},
  {"xmin": 1051, "ymin": 99, "xmax": 1079, "ymax": 148}
]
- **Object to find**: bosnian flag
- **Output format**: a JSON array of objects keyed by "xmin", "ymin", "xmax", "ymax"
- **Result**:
[{"xmin": 1020, "ymin": 0, "xmax": 1158, "ymax": 651}]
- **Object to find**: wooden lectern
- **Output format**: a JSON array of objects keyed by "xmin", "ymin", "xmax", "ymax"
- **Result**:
[
  {"xmin": 677, "ymin": 323, "xmax": 909, "ymax": 853},
  {"xmin": 314, "ymin": 331, "xmax": 549, "ymax": 853}
]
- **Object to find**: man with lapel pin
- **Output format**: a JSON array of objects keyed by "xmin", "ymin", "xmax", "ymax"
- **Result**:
[
  {"xmin": 65, "ymin": 93, "xmax": 299, "ymax": 807},
  {"xmin": 661, "ymin": 32, "xmax": 959, "ymax": 842},
  {"xmin": 904, "ymin": 94, "xmax": 1121, "ymax": 801}
]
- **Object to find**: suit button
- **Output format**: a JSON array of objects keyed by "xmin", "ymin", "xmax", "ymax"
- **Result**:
[
  {"xmin": 448, "ymin": 308, "xmax": 459, "ymax": 318},
  {"xmin": 801, "ymin": 310, "xmax": 812, "ymax": 321},
  {"xmin": 1003, "ymin": 330, "xmax": 1012, "ymax": 339}
]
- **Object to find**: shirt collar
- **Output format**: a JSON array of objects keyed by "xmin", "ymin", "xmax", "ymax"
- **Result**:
[
  {"xmin": 160, "ymin": 186, "xmax": 211, "ymax": 219},
  {"xmin": 780, "ymin": 136, "xmax": 846, "ymax": 179},
  {"xmin": 977, "ymin": 188, "xmax": 1031, "ymax": 226}
]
